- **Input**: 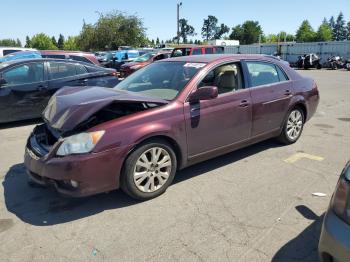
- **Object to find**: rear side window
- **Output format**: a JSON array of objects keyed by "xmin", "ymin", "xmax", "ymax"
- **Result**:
[
  {"xmin": 70, "ymin": 55, "xmax": 93, "ymax": 64},
  {"xmin": 3, "ymin": 63, "xmax": 44, "ymax": 85},
  {"xmin": 3, "ymin": 49, "xmax": 21, "ymax": 56},
  {"xmin": 42, "ymin": 54, "xmax": 66, "ymax": 59},
  {"xmin": 192, "ymin": 48, "xmax": 202, "ymax": 55},
  {"xmin": 205, "ymin": 48, "xmax": 213, "ymax": 54},
  {"xmin": 246, "ymin": 61, "xmax": 280, "ymax": 87},
  {"xmin": 276, "ymin": 66, "xmax": 288, "ymax": 81},
  {"xmin": 75, "ymin": 64, "xmax": 88, "ymax": 75},
  {"xmin": 48, "ymin": 62, "xmax": 77, "ymax": 79}
]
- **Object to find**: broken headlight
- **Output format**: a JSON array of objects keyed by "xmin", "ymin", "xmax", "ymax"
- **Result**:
[{"xmin": 56, "ymin": 131, "xmax": 105, "ymax": 156}]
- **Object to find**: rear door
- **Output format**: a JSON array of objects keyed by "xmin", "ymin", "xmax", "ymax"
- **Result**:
[
  {"xmin": 244, "ymin": 60, "xmax": 292, "ymax": 136},
  {"xmin": 0, "ymin": 62, "xmax": 48, "ymax": 122},
  {"xmin": 47, "ymin": 61, "xmax": 87, "ymax": 91}
]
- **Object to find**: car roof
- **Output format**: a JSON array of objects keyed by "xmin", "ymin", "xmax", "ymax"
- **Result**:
[
  {"xmin": 40, "ymin": 50, "xmax": 94, "ymax": 56},
  {"xmin": 161, "ymin": 54, "xmax": 281, "ymax": 63},
  {"xmin": 0, "ymin": 58, "xmax": 100, "ymax": 68}
]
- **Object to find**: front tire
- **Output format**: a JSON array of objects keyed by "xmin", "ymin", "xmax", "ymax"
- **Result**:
[
  {"xmin": 121, "ymin": 139, "xmax": 177, "ymax": 200},
  {"xmin": 278, "ymin": 108, "xmax": 305, "ymax": 145}
]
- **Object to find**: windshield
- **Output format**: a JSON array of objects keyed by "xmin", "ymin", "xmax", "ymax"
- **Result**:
[
  {"xmin": 134, "ymin": 53, "xmax": 154, "ymax": 62},
  {"xmin": 114, "ymin": 61, "xmax": 205, "ymax": 100}
]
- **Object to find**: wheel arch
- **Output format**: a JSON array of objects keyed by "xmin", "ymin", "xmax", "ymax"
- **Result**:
[{"xmin": 119, "ymin": 134, "xmax": 184, "ymax": 185}]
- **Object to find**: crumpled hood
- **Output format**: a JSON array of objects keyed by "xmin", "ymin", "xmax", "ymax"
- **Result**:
[{"xmin": 43, "ymin": 86, "xmax": 168, "ymax": 132}]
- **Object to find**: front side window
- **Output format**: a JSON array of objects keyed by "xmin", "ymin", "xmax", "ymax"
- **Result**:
[
  {"xmin": 48, "ymin": 62, "xmax": 77, "ymax": 79},
  {"xmin": 114, "ymin": 61, "xmax": 205, "ymax": 100},
  {"xmin": 198, "ymin": 63, "xmax": 243, "ymax": 94},
  {"xmin": 2, "ymin": 63, "xmax": 44, "ymax": 86},
  {"xmin": 246, "ymin": 61, "xmax": 280, "ymax": 87}
]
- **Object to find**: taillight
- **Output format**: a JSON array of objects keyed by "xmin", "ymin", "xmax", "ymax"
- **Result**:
[{"xmin": 332, "ymin": 163, "xmax": 350, "ymax": 224}]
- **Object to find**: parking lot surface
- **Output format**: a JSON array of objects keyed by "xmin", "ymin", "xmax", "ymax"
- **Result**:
[{"xmin": 0, "ymin": 69, "xmax": 349, "ymax": 262}]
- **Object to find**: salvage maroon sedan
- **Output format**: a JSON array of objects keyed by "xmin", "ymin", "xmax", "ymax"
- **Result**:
[{"xmin": 24, "ymin": 54, "xmax": 319, "ymax": 200}]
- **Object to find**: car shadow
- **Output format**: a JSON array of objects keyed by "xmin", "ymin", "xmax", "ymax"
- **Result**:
[
  {"xmin": 271, "ymin": 205, "xmax": 324, "ymax": 262},
  {"xmin": 3, "ymin": 139, "xmax": 282, "ymax": 226},
  {"xmin": 0, "ymin": 118, "xmax": 42, "ymax": 130}
]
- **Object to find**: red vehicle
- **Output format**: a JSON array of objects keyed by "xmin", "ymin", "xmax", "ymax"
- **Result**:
[
  {"xmin": 171, "ymin": 45, "xmax": 224, "ymax": 57},
  {"xmin": 40, "ymin": 50, "xmax": 100, "ymax": 65},
  {"xmin": 119, "ymin": 51, "xmax": 171, "ymax": 78},
  {"xmin": 24, "ymin": 54, "xmax": 319, "ymax": 200}
]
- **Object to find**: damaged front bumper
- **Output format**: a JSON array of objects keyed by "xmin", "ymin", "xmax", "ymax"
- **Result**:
[{"xmin": 24, "ymin": 124, "xmax": 130, "ymax": 197}]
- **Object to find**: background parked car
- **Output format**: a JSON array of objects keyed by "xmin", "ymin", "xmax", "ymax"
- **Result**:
[
  {"xmin": 97, "ymin": 51, "xmax": 116, "ymax": 67},
  {"xmin": 296, "ymin": 53, "xmax": 322, "ymax": 69},
  {"xmin": 319, "ymin": 161, "xmax": 350, "ymax": 262},
  {"xmin": 0, "ymin": 58, "xmax": 118, "ymax": 123},
  {"xmin": 0, "ymin": 47, "xmax": 37, "ymax": 57},
  {"xmin": 171, "ymin": 45, "xmax": 224, "ymax": 57},
  {"xmin": 40, "ymin": 50, "xmax": 100, "ymax": 65},
  {"xmin": 110, "ymin": 50, "xmax": 142, "ymax": 70},
  {"xmin": 119, "ymin": 51, "xmax": 171, "ymax": 77},
  {"xmin": 0, "ymin": 51, "xmax": 42, "ymax": 63}
]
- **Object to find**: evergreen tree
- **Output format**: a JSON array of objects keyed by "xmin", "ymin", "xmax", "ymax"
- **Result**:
[
  {"xmin": 24, "ymin": 36, "xmax": 31, "ymax": 48},
  {"xmin": 333, "ymin": 12, "xmax": 347, "ymax": 41},
  {"xmin": 57, "ymin": 34, "xmax": 65, "ymax": 49},
  {"xmin": 295, "ymin": 20, "xmax": 316, "ymax": 42},
  {"xmin": 51, "ymin": 36, "xmax": 58, "ymax": 48}
]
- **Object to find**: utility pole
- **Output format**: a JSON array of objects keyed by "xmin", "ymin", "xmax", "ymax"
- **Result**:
[{"xmin": 177, "ymin": 2, "xmax": 182, "ymax": 45}]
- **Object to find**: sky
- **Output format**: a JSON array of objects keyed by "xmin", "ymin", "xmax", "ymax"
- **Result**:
[{"xmin": 1, "ymin": 0, "xmax": 349, "ymax": 44}]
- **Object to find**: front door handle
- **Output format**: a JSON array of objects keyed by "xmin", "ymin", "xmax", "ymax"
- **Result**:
[{"xmin": 239, "ymin": 100, "xmax": 249, "ymax": 107}]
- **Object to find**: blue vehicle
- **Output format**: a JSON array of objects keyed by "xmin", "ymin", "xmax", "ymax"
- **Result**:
[
  {"xmin": 111, "ymin": 50, "xmax": 141, "ymax": 70},
  {"xmin": 0, "ymin": 51, "xmax": 42, "ymax": 63}
]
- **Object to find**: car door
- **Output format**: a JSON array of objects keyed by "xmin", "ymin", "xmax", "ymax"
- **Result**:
[
  {"xmin": 184, "ymin": 62, "xmax": 252, "ymax": 157},
  {"xmin": 244, "ymin": 60, "xmax": 292, "ymax": 137},
  {"xmin": 47, "ymin": 61, "xmax": 87, "ymax": 91},
  {"xmin": 0, "ymin": 62, "xmax": 48, "ymax": 122}
]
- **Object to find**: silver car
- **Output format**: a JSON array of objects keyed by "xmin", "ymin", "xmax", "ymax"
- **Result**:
[{"xmin": 319, "ymin": 161, "xmax": 350, "ymax": 262}]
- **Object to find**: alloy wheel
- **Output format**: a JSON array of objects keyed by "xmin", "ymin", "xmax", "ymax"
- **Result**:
[
  {"xmin": 133, "ymin": 147, "xmax": 172, "ymax": 193},
  {"xmin": 286, "ymin": 110, "xmax": 303, "ymax": 140}
]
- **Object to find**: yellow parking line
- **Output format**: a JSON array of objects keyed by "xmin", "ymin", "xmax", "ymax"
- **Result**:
[{"xmin": 284, "ymin": 152, "xmax": 324, "ymax": 164}]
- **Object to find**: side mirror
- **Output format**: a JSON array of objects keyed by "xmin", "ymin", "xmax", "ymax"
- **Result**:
[{"xmin": 188, "ymin": 86, "xmax": 218, "ymax": 103}]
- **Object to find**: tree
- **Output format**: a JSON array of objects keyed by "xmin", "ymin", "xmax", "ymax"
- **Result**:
[
  {"xmin": 25, "ymin": 36, "xmax": 31, "ymax": 48},
  {"xmin": 0, "ymin": 39, "xmax": 21, "ymax": 47},
  {"xmin": 333, "ymin": 12, "xmax": 347, "ymax": 41},
  {"xmin": 178, "ymin": 18, "xmax": 195, "ymax": 43},
  {"xmin": 76, "ymin": 11, "xmax": 148, "ymax": 51},
  {"xmin": 64, "ymin": 36, "xmax": 78, "ymax": 50},
  {"xmin": 51, "ymin": 36, "xmax": 58, "ymax": 48},
  {"xmin": 201, "ymin": 15, "xmax": 218, "ymax": 41},
  {"xmin": 214, "ymin": 23, "xmax": 230, "ymax": 39},
  {"xmin": 347, "ymin": 21, "xmax": 350, "ymax": 40},
  {"xmin": 229, "ymin": 21, "xmax": 263, "ymax": 44},
  {"xmin": 15, "ymin": 39, "xmax": 22, "ymax": 47},
  {"xmin": 295, "ymin": 20, "xmax": 316, "ymax": 42},
  {"xmin": 156, "ymin": 37, "xmax": 160, "ymax": 45},
  {"xmin": 316, "ymin": 21, "xmax": 333, "ymax": 41},
  {"xmin": 31, "ymin": 33, "xmax": 58, "ymax": 50},
  {"xmin": 57, "ymin": 34, "xmax": 65, "ymax": 49}
]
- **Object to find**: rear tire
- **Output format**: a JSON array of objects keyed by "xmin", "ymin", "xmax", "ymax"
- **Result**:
[
  {"xmin": 120, "ymin": 139, "xmax": 177, "ymax": 200},
  {"xmin": 278, "ymin": 108, "xmax": 305, "ymax": 145}
]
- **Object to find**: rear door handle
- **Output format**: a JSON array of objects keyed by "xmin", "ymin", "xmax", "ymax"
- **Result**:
[
  {"xmin": 239, "ymin": 100, "xmax": 249, "ymax": 107},
  {"xmin": 284, "ymin": 89, "xmax": 292, "ymax": 96}
]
